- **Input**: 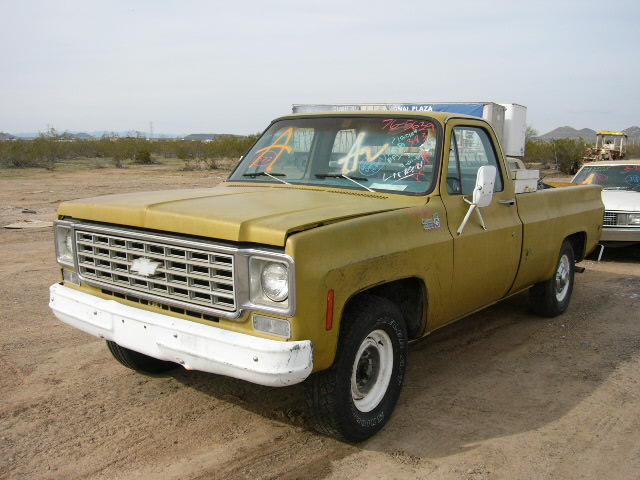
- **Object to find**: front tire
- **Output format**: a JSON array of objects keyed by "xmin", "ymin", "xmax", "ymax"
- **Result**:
[
  {"xmin": 305, "ymin": 295, "xmax": 408, "ymax": 442},
  {"xmin": 529, "ymin": 240, "xmax": 575, "ymax": 317},
  {"xmin": 106, "ymin": 341, "xmax": 177, "ymax": 374}
]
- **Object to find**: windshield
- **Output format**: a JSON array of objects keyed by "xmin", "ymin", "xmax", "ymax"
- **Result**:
[
  {"xmin": 228, "ymin": 116, "xmax": 441, "ymax": 194},
  {"xmin": 572, "ymin": 165, "xmax": 640, "ymax": 190}
]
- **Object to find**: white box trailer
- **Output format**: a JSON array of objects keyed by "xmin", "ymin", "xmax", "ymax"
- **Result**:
[
  {"xmin": 500, "ymin": 103, "xmax": 527, "ymax": 157},
  {"xmin": 291, "ymin": 102, "xmax": 527, "ymax": 158}
]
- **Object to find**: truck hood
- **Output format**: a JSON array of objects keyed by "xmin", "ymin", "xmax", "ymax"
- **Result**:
[
  {"xmin": 602, "ymin": 190, "xmax": 640, "ymax": 212},
  {"xmin": 58, "ymin": 184, "xmax": 417, "ymax": 246}
]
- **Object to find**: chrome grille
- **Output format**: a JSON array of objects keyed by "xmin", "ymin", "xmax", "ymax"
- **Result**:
[
  {"xmin": 75, "ymin": 229, "xmax": 235, "ymax": 312},
  {"xmin": 603, "ymin": 211, "xmax": 618, "ymax": 226}
]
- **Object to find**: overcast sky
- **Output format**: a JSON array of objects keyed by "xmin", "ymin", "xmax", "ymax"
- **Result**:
[{"xmin": 1, "ymin": 0, "xmax": 638, "ymax": 136}]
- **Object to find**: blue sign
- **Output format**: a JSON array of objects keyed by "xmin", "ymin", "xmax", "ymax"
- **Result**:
[{"xmin": 385, "ymin": 104, "xmax": 485, "ymax": 117}]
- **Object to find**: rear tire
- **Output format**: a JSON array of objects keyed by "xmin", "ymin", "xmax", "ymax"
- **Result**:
[
  {"xmin": 305, "ymin": 295, "xmax": 408, "ymax": 442},
  {"xmin": 106, "ymin": 341, "xmax": 177, "ymax": 374},
  {"xmin": 529, "ymin": 240, "xmax": 575, "ymax": 317}
]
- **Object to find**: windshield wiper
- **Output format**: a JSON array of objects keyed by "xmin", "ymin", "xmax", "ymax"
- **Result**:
[
  {"xmin": 243, "ymin": 171, "xmax": 290, "ymax": 185},
  {"xmin": 315, "ymin": 173, "xmax": 374, "ymax": 192},
  {"xmin": 620, "ymin": 185, "xmax": 640, "ymax": 192}
]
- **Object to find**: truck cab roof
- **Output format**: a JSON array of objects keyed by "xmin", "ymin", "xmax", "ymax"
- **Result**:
[{"xmin": 275, "ymin": 110, "xmax": 482, "ymax": 124}]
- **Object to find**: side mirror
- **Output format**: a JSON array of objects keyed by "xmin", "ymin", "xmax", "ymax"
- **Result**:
[
  {"xmin": 457, "ymin": 165, "xmax": 497, "ymax": 235},
  {"xmin": 473, "ymin": 165, "xmax": 496, "ymax": 207}
]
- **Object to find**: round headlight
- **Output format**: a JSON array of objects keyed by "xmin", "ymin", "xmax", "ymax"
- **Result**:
[{"xmin": 261, "ymin": 262, "xmax": 288, "ymax": 302}]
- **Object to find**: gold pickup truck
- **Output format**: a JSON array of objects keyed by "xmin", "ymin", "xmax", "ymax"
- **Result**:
[{"xmin": 49, "ymin": 112, "xmax": 603, "ymax": 441}]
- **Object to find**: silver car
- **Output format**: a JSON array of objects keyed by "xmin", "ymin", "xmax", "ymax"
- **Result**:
[{"xmin": 572, "ymin": 160, "xmax": 640, "ymax": 245}]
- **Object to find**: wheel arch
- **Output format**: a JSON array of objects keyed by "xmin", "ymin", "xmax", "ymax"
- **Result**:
[
  {"xmin": 339, "ymin": 277, "xmax": 427, "ymax": 341},
  {"xmin": 566, "ymin": 231, "xmax": 587, "ymax": 261}
]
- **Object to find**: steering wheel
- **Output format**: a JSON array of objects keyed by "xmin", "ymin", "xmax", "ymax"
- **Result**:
[{"xmin": 446, "ymin": 176, "xmax": 462, "ymax": 194}]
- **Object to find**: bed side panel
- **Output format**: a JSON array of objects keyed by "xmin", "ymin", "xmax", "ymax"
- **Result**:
[{"xmin": 509, "ymin": 185, "xmax": 603, "ymax": 293}]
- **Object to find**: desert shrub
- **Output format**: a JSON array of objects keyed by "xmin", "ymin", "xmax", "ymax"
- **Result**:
[
  {"xmin": 133, "ymin": 149, "xmax": 153, "ymax": 164},
  {"xmin": 180, "ymin": 159, "xmax": 200, "ymax": 171},
  {"xmin": 0, "ymin": 140, "xmax": 39, "ymax": 167},
  {"xmin": 524, "ymin": 139, "xmax": 552, "ymax": 166},
  {"xmin": 553, "ymin": 138, "xmax": 588, "ymax": 174},
  {"xmin": 525, "ymin": 138, "xmax": 588, "ymax": 173},
  {"xmin": 33, "ymin": 135, "xmax": 69, "ymax": 170},
  {"xmin": 626, "ymin": 143, "xmax": 640, "ymax": 158},
  {"xmin": 0, "ymin": 135, "xmax": 68, "ymax": 169},
  {"xmin": 175, "ymin": 134, "xmax": 258, "ymax": 170},
  {"xmin": 175, "ymin": 141, "xmax": 197, "ymax": 162},
  {"xmin": 111, "ymin": 155, "xmax": 125, "ymax": 168},
  {"xmin": 0, "ymin": 133, "xmax": 259, "ymax": 170}
]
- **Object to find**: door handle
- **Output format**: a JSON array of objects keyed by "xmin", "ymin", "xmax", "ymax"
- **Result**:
[{"xmin": 499, "ymin": 199, "xmax": 516, "ymax": 206}]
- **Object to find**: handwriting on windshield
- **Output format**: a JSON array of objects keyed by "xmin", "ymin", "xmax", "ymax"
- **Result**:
[
  {"xmin": 249, "ymin": 128, "xmax": 293, "ymax": 171},
  {"xmin": 381, "ymin": 118, "xmax": 435, "ymax": 134},
  {"xmin": 383, "ymin": 160, "xmax": 427, "ymax": 182},
  {"xmin": 626, "ymin": 174, "xmax": 640, "ymax": 185},
  {"xmin": 343, "ymin": 119, "xmax": 436, "ymax": 182},
  {"xmin": 337, "ymin": 132, "xmax": 389, "ymax": 174},
  {"xmin": 581, "ymin": 172, "xmax": 608, "ymax": 184}
]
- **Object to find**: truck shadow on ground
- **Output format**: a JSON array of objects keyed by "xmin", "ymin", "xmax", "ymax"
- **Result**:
[
  {"xmin": 590, "ymin": 243, "xmax": 640, "ymax": 263},
  {"xmin": 169, "ymin": 255, "xmax": 640, "ymax": 462}
]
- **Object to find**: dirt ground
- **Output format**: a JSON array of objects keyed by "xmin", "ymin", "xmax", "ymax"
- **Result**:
[{"xmin": 1, "ymin": 166, "xmax": 639, "ymax": 480}]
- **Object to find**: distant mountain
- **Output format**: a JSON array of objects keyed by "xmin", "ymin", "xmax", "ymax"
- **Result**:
[
  {"xmin": 538, "ymin": 126, "xmax": 596, "ymax": 141},
  {"xmin": 7, "ymin": 130, "xmax": 184, "ymax": 139},
  {"xmin": 58, "ymin": 131, "xmax": 94, "ymax": 140},
  {"xmin": 72, "ymin": 132, "xmax": 94, "ymax": 139},
  {"xmin": 2, "ymin": 128, "xmax": 254, "ymax": 140},
  {"xmin": 538, "ymin": 126, "xmax": 640, "ymax": 143},
  {"xmin": 183, "ymin": 133, "xmax": 250, "ymax": 141},
  {"xmin": 89, "ymin": 130, "xmax": 183, "ymax": 139},
  {"xmin": 0, "ymin": 132, "xmax": 16, "ymax": 140},
  {"xmin": 624, "ymin": 126, "xmax": 640, "ymax": 142},
  {"xmin": 577, "ymin": 128, "xmax": 597, "ymax": 137},
  {"xmin": 183, "ymin": 133, "xmax": 220, "ymax": 141}
]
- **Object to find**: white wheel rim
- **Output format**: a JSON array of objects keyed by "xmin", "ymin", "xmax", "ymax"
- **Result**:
[
  {"xmin": 555, "ymin": 254, "xmax": 571, "ymax": 302},
  {"xmin": 350, "ymin": 329, "xmax": 393, "ymax": 413}
]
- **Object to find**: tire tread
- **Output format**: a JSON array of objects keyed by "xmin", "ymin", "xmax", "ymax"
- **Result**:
[
  {"xmin": 304, "ymin": 294, "xmax": 407, "ymax": 442},
  {"xmin": 530, "ymin": 240, "xmax": 575, "ymax": 318},
  {"xmin": 106, "ymin": 341, "xmax": 176, "ymax": 374}
]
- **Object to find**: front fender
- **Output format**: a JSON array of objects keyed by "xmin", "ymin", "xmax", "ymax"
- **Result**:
[{"xmin": 286, "ymin": 199, "xmax": 453, "ymax": 371}]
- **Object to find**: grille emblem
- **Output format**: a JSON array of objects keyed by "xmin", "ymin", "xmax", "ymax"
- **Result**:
[{"xmin": 130, "ymin": 257, "xmax": 161, "ymax": 277}]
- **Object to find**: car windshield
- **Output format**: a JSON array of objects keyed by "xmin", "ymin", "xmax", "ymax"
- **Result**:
[
  {"xmin": 572, "ymin": 165, "xmax": 640, "ymax": 190},
  {"xmin": 228, "ymin": 116, "xmax": 441, "ymax": 195}
]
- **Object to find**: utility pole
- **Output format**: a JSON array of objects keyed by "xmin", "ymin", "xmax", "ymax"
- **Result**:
[{"xmin": 149, "ymin": 121, "xmax": 154, "ymax": 140}]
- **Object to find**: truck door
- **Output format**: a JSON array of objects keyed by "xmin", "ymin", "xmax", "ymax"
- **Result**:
[{"xmin": 439, "ymin": 120, "xmax": 523, "ymax": 321}]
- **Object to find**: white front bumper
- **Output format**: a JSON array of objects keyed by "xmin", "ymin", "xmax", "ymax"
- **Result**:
[{"xmin": 49, "ymin": 283, "xmax": 313, "ymax": 387}]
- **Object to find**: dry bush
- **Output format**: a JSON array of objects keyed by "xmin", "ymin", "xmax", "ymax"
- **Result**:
[{"xmin": 525, "ymin": 138, "xmax": 588, "ymax": 173}]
